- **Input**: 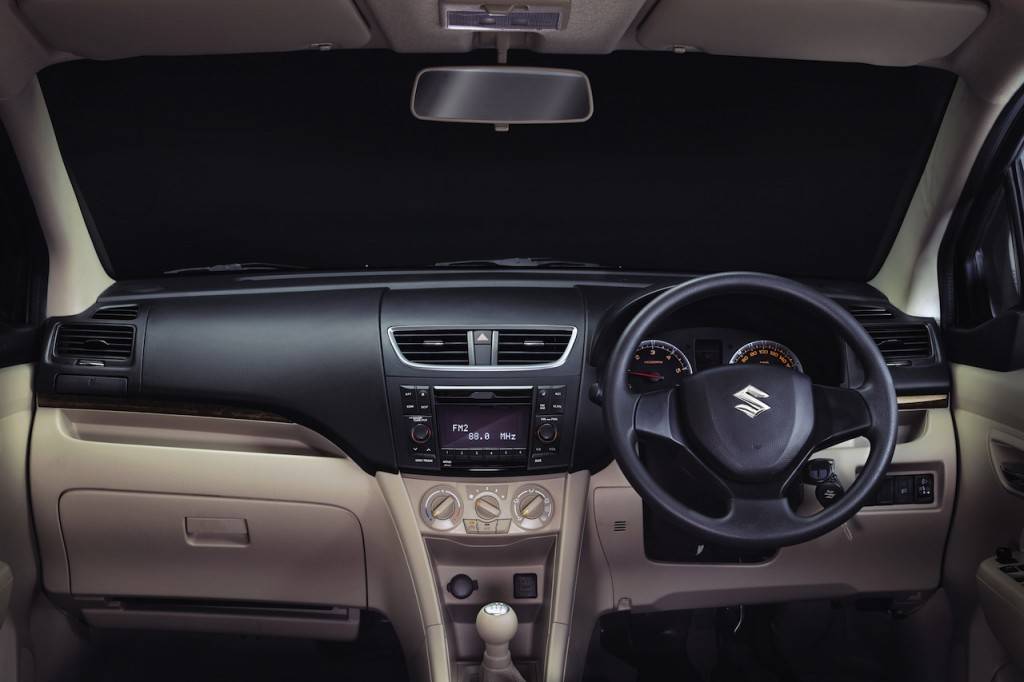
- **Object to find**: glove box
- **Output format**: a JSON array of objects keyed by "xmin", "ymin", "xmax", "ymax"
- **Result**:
[{"xmin": 59, "ymin": 490, "xmax": 366, "ymax": 608}]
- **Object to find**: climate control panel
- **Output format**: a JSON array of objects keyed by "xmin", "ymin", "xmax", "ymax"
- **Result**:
[{"xmin": 418, "ymin": 482, "xmax": 556, "ymax": 535}]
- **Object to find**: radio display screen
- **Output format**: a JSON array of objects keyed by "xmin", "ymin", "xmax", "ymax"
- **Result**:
[{"xmin": 435, "ymin": 405, "xmax": 531, "ymax": 450}]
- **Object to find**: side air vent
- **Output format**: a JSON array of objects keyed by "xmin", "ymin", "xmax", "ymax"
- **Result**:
[
  {"xmin": 391, "ymin": 329, "xmax": 471, "ymax": 366},
  {"xmin": 611, "ymin": 520, "xmax": 628, "ymax": 533},
  {"xmin": 496, "ymin": 328, "xmax": 574, "ymax": 366},
  {"xmin": 843, "ymin": 303, "xmax": 895, "ymax": 321},
  {"xmin": 864, "ymin": 325, "xmax": 934, "ymax": 364},
  {"xmin": 93, "ymin": 305, "xmax": 139, "ymax": 321},
  {"xmin": 54, "ymin": 323, "xmax": 135, "ymax": 361}
]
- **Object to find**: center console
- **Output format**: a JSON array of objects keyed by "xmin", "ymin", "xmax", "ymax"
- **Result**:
[{"xmin": 378, "ymin": 288, "xmax": 588, "ymax": 681}]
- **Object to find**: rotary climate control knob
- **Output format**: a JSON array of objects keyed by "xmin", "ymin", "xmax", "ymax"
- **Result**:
[
  {"xmin": 474, "ymin": 494, "xmax": 502, "ymax": 521},
  {"xmin": 512, "ymin": 485, "xmax": 553, "ymax": 530},
  {"xmin": 519, "ymin": 492, "xmax": 546, "ymax": 520},
  {"xmin": 421, "ymin": 486, "xmax": 462, "ymax": 531},
  {"xmin": 431, "ymin": 494, "xmax": 458, "ymax": 520}
]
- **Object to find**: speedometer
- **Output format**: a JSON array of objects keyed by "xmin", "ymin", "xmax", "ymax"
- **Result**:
[
  {"xmin": 627, "ymin": 340, "xmax": 693, "ymax": 393},
  {"xmin": 729, "ymin": 340, "xmax": 803, "ymax": 372}
]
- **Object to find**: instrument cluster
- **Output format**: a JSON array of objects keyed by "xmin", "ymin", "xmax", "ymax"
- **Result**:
[{"xmin": 626, "ymin": 327, "xmax": 817, "ymax": 393}]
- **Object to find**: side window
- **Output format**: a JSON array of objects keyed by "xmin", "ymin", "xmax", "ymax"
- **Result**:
[
  {"xmin": 0, "ymin": 121, "xmax": 48, "ymax": 364},
  {"xmin": 953, "ymin": 165, "xmax": 1024, "ymax": 329}
]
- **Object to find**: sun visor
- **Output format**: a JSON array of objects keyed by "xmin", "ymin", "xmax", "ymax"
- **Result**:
[
  {"xmin": 19, "ymin": 0, "xmax": 371, "ymax": 59},
  {"xmin": 637, "ymin": 0, "xmax": 988, "ymax": 66}
]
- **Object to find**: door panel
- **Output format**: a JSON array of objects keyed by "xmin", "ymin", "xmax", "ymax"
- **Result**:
[{"xmin": 946, "ymin": 364, "xmax": 1024, "ymax": 682}]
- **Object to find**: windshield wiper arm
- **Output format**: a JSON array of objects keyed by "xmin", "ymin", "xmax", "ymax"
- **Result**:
[
  {"xmin": 163, "ymin": 262, "xmax": 309, "ymax": 275},
  {"xmin": 434, "ymin": 257, "xmax": 602, "ymax": 268}
]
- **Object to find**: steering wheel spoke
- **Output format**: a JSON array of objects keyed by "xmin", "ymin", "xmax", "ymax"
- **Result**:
[{"xmin": 809, "ymin": 384, "xmax": 873, "ymax": 451}]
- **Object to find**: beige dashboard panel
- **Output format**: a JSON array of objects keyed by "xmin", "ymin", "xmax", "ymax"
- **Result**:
[
  {"xmin": 638, "ymin": 0, "xmax": 988, "ymax": 66},
  {"xmin": 19, "ymin": 0, "xmax": 371, "ymax": 59},
  {"xmin": 60, "ymin": 490, "xmax": 365, "ymax": 607},
  {"xmin": 29, "ymin": 407, "xmax": 432, "ymax": 679},
  {"xmin": 587, "ymin": 407, "xmax": 956, "ymax": 611}
]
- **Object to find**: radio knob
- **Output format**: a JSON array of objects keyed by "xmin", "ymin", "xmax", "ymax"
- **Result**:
[
  {"xmin": 410, "ymin": 422, "xmax": 432, "ymax": 444},
  {"xmin": 536, "ymin": 422, "xmax": 558, "ymax": 443},
  {"xmin": 519, "ymin": 493, "xmax": 546, "ymax": 520},
  {"xmin": 431, "ymin": 494, "xmax": 457, "ymax": 521},
  {"xmin": 474, "ymin": 495, "xmax": 502, "ymax": 521}
]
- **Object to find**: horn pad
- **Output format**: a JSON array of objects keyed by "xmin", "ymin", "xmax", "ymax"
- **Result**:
[{"xmin": 678, "ymin": 365, "xmax": 814, "ymax": 481}]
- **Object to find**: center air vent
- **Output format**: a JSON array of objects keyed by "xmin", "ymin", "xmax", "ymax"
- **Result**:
[
  {"xmin": 93, "ymin": 305, "xmax": 138, "ymax": 321},
  {"xmin": 54, "ymin": 323, "xmax": 135, "ymax": 361},
  {"xmin": 864, "ymin": 324, "xmax": 934, "ymax": 365},
  {"xmin": 391, "ymin": 329, "xmax": 471, "ymax": 366},
  {"xmin": 496, "ymin": 329, "xmax": 574, "ymax": 366}
]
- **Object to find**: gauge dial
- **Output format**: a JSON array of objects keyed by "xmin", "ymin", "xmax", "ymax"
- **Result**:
[
  {"xmin": 729, "ymin": 340, "xmax": 803, "ymax": 372},
  {"xmin": 627, "ymin": 340, "xmax": 693, "ymax": 392}
]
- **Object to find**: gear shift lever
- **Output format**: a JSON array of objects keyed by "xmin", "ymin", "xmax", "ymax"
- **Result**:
[{"xmin": 476, "ymin": 602, "xmax": 526, "ymax": 682}]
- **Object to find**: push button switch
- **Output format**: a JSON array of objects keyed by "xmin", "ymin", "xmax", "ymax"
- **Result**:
[
  {"xmin": 914, "ymin": 474, "xmax": 934, "ymax": 503},
  {"xmin": 893, "ymin": 476, "xmax": 915, "ymax": 504}
]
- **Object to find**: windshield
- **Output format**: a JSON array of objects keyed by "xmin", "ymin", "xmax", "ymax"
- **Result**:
[{"xmin": 40, "ymin": 51, "xmax": 954, "ymax": 280}]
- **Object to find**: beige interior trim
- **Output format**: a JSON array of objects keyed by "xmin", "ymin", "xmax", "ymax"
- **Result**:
[
  {"xmin": 977, "ymin": 553, "xmax": 1024, "ymax": 672},
  {"xmin": 544, "ymin": 470, "xmax": 589, "ymax": 682},
  {"xmin": 872, "ymin": 78, "xmax": 1000, "ymax": 316},
  {"xmin": 0, "ymin": 78, "xmax": 113, "ymax": 316},
  {"xmin": 20, "ymin": 0, "xmax": 372, "ymax": 59},
  {"xmin": 29, "ymin": 406, "xmax": 432, "ymax": 681},
  {"xmin": 581, "ymin": 407, "xmax": 955, "ymax": 611},
  {"xmin": 0, "ymin": 0, "xmax": 52, "ymax": 101},
  {"xmin": 378, "ymin": 472, "xmax": 452, "ymax": 682},
  {"xmin": 944, "ymin": 365, "xmax": 1024, "ymax": 682},
  {"xmin": 637, "ymin": 0, "xmax": 987, "ymax": 67},
  {"xmin": 0, "ymin": 366, "xmax": 37, "ymax": 678},
  {"xmin": 56, "ymin": 408, "xmax": 345, "ymax": 458},
  {"xmin": 898, "ymin": 394, "xmax": 951, "ymax": 409}
]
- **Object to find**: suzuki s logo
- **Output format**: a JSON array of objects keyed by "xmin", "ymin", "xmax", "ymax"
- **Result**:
[{"xmin": 733, "ymin": 385, "xmax": 771, "ymax": 418}]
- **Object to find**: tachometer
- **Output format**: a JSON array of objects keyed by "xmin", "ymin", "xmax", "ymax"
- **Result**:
[
  {"xmin": 627, "ymin": 340, "xmax": 693, "ymax": 392},
  {"xmin": 729, "ymin": 340, "xmax": 803, "ymax": 372}
]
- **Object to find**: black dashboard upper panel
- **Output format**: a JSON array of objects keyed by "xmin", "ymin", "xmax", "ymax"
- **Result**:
[{"xmin": 34, "ymin": 270, "xmax": 951, "ymax": 474}]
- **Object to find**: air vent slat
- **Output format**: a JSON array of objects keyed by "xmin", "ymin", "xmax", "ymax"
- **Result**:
[
  {"xmin": 93, "ymin": 305, "xmax": 139, "ymax": 321},
  {"xmin": 496, "ymin": 328, "xmax": 573, "ymax": 366},
  {"xmin": 861, "ymin": 324, "xmax": 933, "ymax": 363},
  {"xmin": 842, "ymin": 303, "xmax": 895, "ymax": 321},
  {"xmin": 55, "ymin": 323, "xmax": 136, "ymax": 361},
  {"xmin": 392, "ymin": 329, "xmax": 471, "ymax": 366}
]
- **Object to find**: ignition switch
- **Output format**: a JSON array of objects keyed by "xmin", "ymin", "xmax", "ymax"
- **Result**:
[{"xmin": 803, "ymin": 458, "xmax": 844, "ymax": 507}]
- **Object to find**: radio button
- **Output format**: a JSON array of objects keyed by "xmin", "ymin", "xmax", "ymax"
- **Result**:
[
  {"xmin": 410, "ymin": 422, "xmax": 432, "ymax": 444},
  {"xmin": 536, "ymin": 422, "xmax": 558, "ymax": 443}
]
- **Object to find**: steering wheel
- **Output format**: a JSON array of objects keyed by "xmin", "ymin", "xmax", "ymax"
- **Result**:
[{"xmin": 604, "ymin": 273, "xmax": 898, "ymax": 549}]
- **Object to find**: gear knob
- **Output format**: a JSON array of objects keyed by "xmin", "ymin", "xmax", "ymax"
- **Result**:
[{"xmin": 476, "ymin": 602, "xmax": 519, "ymax": 646}]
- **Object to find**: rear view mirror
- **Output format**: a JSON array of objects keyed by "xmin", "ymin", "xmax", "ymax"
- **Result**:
[{"xmin": 411, "ymin": 67, "xmax": 593, "ymax": 128}]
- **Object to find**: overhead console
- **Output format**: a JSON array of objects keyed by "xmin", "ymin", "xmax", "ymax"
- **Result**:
[{"xmin": 381, "ymin": 287, "xmax": 585, "ymax": 476}]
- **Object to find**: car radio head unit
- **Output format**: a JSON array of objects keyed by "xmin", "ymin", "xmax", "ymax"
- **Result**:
[{"xmin": 388, "ymin": 383, "xmax": 574, "ymax": 474}]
